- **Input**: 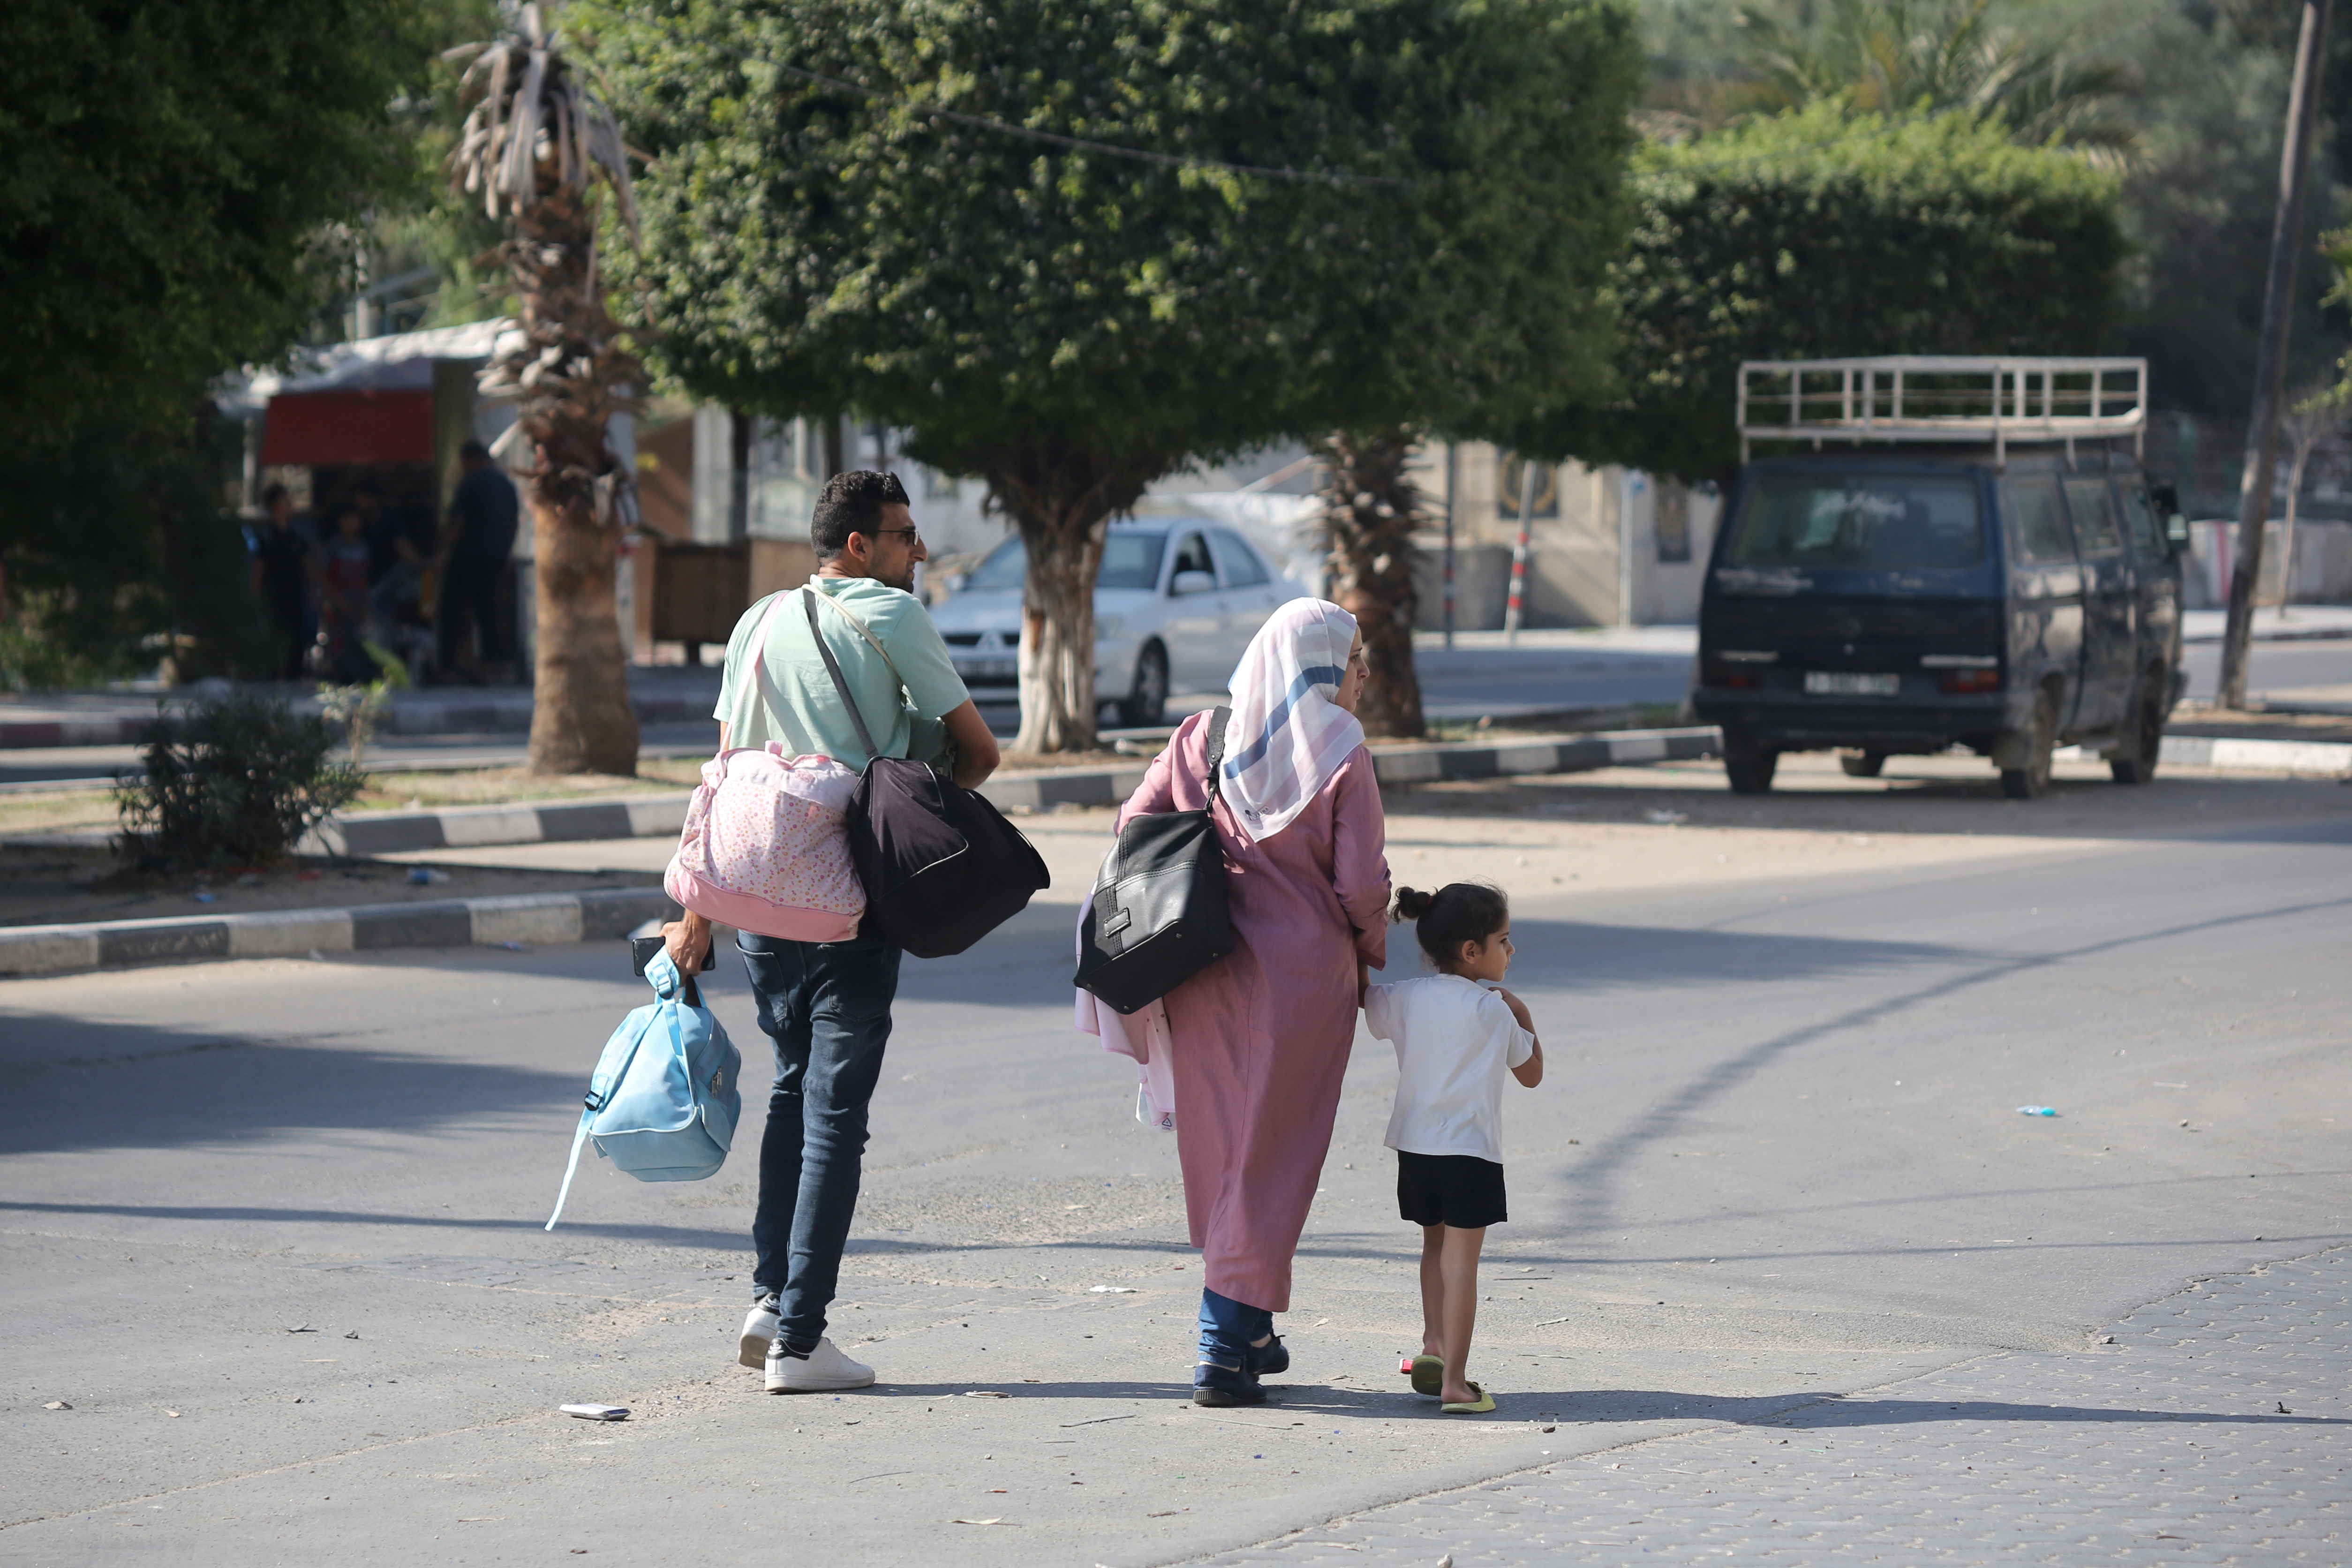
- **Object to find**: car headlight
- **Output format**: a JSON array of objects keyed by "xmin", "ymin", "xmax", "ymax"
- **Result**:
[{"xmin": 1093, "ymin": 616, "xmax": 1124, "ymax": 640}]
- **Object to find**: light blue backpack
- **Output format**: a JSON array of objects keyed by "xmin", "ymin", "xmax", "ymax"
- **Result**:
[{"xmin": 545, "ymin": 948, "xmax": 743, "ymax": 1229}]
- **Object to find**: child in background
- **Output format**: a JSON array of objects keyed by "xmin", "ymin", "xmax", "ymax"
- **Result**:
[
  {"xmin": 1364, "ymin": 882, "xmax": 1543, "ymax": 1414},
  {"xmin": 317, "ymin": 503, "xmax": 376, "ymax": 682}
]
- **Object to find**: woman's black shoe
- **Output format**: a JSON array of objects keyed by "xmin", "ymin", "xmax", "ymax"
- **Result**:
[{"xmin": 1191, "ymin": 1361, "xmax": 1268, "ymax": 1407}]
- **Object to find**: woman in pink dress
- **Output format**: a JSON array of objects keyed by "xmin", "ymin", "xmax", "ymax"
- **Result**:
[{"xmin": 1101, "ymin": 599, "xmax": 1392, "ymax": 1406}]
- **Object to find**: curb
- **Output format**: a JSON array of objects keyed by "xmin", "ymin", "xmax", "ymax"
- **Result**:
[
  {"xmin": 980, "ymin": 726, "xmax": 1724, "ymax": 811},
  {"xmin": 0, "ymin": 694, "xmax": 715, "ymax": 752},
  {"xmin": 0, "ymin": 886, "xmax": 676, "ymax": 978},
  {"xmin": 306, "ymin": 796, "xmax": 692, "ymax": 856},
  {"xmin": 2156, "ymin": 733, "xmax": 2351, "ymax": 774},
  {"xmin": 2179, "ymin": 626, "xmax": 2352, "ymax": 645}
]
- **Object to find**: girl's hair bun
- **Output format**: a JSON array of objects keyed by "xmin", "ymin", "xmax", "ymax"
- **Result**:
[{"xmin": 1401, "ymin": 881, "xmax": 1510, "ymax": 968}]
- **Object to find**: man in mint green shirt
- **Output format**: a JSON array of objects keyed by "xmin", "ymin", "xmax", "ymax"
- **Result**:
[{"xmin": 663, "ymin": 470, "xmax": 999, "ymax": 1397}]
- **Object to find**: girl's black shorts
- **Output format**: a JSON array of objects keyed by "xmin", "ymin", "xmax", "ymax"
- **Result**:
[{"xmin": 1395, "ymin": 1150, "xmax": 1507, "ymax": 1230}]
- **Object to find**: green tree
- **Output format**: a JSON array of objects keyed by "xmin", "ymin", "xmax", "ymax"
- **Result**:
[
  {"xmin": 1733, "ymin": 0, "xmax": 2137, "ymax": 163},
  {"xmin": 1551, "ymin": 101, "xmax": 2127, "ymax": 485},
  {"xmin": 585, "ymin": 0, "xmax": 1640, "ymax": 751},
  {"xmin": 0, "ymin": 0, "xmax": 452, "ymax": 442}
]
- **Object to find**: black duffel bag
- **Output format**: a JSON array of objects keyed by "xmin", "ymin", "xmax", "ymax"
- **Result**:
[
  {"xmin": 1073, "ymin": 707, "xmax": 1235, "ymax": 1014},
  {"xmin": 803, "ymin": 589, "xmax": 1048, "ymax": 958}
]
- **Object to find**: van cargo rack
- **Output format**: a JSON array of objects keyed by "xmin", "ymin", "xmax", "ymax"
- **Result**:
[{"xmin": 1736, "ymin": 355, "xmax": 2148, "ymax": 464}]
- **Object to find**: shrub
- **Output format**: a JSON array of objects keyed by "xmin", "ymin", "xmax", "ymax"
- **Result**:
[{"xmin": 116, "ymin": 692, "xmax": 363, "ymax": 870}]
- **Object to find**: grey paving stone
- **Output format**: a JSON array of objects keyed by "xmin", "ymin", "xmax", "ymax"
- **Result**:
[{"xmin": 1196, "ymin": 1249, "xmax": 2350, "ymax": 1567}]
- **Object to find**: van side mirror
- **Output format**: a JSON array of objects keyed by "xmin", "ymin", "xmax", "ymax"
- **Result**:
[
  {"xmin": 1170, "ymin": 569, "xmax": 1217, "ymax": 596},
  {"xmin": 2165, "ymin": 513, "xmax": 2190, "ymax": 553}
]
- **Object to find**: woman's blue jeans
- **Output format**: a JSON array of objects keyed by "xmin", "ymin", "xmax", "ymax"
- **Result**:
[
  {"xmin": 1198, "ymin": 1286, "xmax": 1274, "ymax": 1369},
  {"xmin": 738, "ymin": 929, "xmax": 901, "ymax": 1350}
]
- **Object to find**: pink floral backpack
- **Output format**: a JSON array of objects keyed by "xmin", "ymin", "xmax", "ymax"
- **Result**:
[{"xmin": 663, "ymin": 589, "xmax": 867, "ymax": 941}]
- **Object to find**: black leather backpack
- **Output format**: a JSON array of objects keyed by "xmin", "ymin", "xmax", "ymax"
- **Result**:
[{"xmin": 1073, "ymin": 707, "xmax": 1236, "ymax": 1014}]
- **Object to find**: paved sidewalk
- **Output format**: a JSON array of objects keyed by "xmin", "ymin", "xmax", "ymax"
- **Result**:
[
  {"xmin": 2181, "ymin": 606, "xmax": 2352, "ymax": 643},
  {"xmin": 1198, "ymin": 1248, "xmax": 2350, "ymax": 1568}
]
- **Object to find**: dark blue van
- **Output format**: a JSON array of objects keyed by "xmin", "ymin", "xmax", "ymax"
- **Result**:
[{"xmin": 1694, "ymin": 363, "xmax": 2187, "ymax": 797}]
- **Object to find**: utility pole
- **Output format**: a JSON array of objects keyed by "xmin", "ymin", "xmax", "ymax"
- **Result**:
[
  {"xmin": 1503, "ymin": 457, "xmax": 1534, "ymax": 644},
  {"xmin": 1442, "ymin": 444, "xmax": 1457, "ymax": 649},
  {"xmin": 2220, "ymin": 0, "xmax": 2333, "ymax": 709}
]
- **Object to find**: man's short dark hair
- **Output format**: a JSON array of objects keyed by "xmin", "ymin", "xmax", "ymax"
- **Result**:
[
  {"xmin": 261, "ymin": 482, "xmax": 288, "ymax": 506},
  {"xmin": 459, "ymin": 439, "xmax": 491, "ymax": 464},
  {"xmin": 811, "ymin": 470, "xmax": 912, "ymax": 557}
]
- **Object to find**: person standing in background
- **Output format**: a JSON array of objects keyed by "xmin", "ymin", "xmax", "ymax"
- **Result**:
[
  {"xmin": 435, "ymin": 440, "xmax": 520, "ymax": 684},
  {"xmin": 246, "ymin": 483, "xmax": 310, "ymax": 680}
]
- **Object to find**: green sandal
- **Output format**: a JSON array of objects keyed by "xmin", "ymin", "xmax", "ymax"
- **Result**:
[
  {"xmin": 1440, "ymin": 1381, "xmax": 1494, "ymax": 1414},
  {"xmin": 1402, "ymin": 1353, "xmax": 1444, "ymax": 1397}
]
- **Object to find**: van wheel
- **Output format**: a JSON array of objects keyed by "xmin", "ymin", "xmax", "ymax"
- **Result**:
[
  {"xmin": 1999, "ymin": 692, "xmax": 2056, "ymax": 799},
  {"xmin": 1723, "ymin": 738, "xmax": 1779, "ymax": 795},
  {"xmin": 2110, "ymin": 676, "xmax": 2164, "ymax": 784},
  {"xmin": 1119, "ymin": 642, "xmax": 1168, "ymax": 728},
  {"xmin": 1839, "ymin": 750, "xmax": 1887, "ymax": 778}
]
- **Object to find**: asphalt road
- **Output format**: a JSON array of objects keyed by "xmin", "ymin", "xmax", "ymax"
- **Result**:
[{"xmin": 3, "ymin": 764, "xmax": 2345, "ymax": 1565}]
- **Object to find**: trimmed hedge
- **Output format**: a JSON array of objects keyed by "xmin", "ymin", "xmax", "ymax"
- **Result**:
[{"xmin": 1547, "ymin": 101, "xmax": 2128, "ymax": 482}]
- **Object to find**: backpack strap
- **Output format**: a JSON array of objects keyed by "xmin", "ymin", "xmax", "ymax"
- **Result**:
[
  {"xmin": 802, "ymin": 587, "xmax": 884, "ymax": 763},
  {"xmin": 544, "ymin": 1108, "xmax": 595, "ymax": 1231},
  {"xmin": 1203, "ymin": 707, "xmax": 1232, "ymax": 802}
]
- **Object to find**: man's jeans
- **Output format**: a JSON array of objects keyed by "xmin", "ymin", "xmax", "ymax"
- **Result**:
[{"xmin": 737, "ymin": 929, "xmax": 901, "ymax": 1350}]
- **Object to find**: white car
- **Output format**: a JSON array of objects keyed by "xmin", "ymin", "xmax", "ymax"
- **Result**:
[{"xmin": 927, "ymin": 517, "xmax": 1304, "ymax": 726}]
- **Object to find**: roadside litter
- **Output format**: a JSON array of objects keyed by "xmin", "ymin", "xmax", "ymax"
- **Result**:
[
  {"xmin": 1643, "ymin": 808, "xmax": 1688, "ymax": 825},
  {"xmin": 561, "ymin": 1404, "xmax": 629, "ymax": 1421},
  {"xmin": 1089, "ymin": 1285, "xmax": 1138, "ymax": 1293},
  {"xmin": 407, "ymin": 867, "xmax": 449, "ymax": 885},
  {"xmin": 44, "ymin": 1401, "xmax": 69, "ymax": 1410},
  {"xmin": 2017, "ymin": 1106, "xmax": 2060, "ymax": 1117}
]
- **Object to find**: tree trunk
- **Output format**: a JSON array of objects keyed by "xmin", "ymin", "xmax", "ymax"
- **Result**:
[
  {"xmin": 486, "ymin": 180, "xmax": 642, "ymax": 776},
  {"xmin": 1315, "ymin": 428, "xmax": 1425, "ymax": 739},
  {"xmin": 528, "ymin": 487, "xmax": 638, "ymax": 773},
  {"xmin": 984, "ymin": 453, "xmax": 1151, "ymax": 753}
]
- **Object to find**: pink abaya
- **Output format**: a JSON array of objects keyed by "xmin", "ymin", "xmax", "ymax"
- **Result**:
[{"xmin": 1114, "ymin": 709, "xmax": 1391, "ymax": 1312}]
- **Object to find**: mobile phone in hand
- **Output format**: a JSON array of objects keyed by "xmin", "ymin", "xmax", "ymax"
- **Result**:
[{"xmin": 629, "ymin": 935, "xmax": 666, "ymax": 977}]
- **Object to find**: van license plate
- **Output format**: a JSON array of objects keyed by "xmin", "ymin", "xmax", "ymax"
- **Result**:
[{"xmin": 1804, "ymin": 671, "xmax": 1899, "ymax": 696}]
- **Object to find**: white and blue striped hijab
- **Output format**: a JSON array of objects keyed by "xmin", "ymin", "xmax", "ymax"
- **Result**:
[{"xmin": 1219, "ymin": 598, "xmax": 1363, "ymax": 842}]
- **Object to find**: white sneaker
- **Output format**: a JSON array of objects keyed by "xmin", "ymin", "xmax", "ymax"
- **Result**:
[
  {"xmin": 739, "ymin": 1297, "xmax": 778, "ymax": 1370},
  {"xmin": 764, "ymin": 1335, "xmax": 875, "ymax": 1393}
]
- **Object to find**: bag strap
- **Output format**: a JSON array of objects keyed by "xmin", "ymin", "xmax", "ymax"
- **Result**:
[
  {"xmin": 724, "ymin": 589, "xmax": 800, "ymax": 745},
  {"xmin": 803, "ymin": 587, "xmax": 884, "ymax": 763},
  {"xmin": 807, "ymin": 582, "xmax": 901, "ymax": 675},
  {"xmin": 1204, "ymin": 706, "xmax": 1232, "ymax": 803},
  {"xmin": 546, "ymin": 1018, "xmax": 653, "ymax": 1232},
  {"xmin": 545, "ymin": 1109, "xmax": 594, "ymax": 1231}
]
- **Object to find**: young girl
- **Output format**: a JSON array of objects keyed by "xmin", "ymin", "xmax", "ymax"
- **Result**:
[{"xmin": 1364, "ymin": 882, "xmax": 1542, "ymax": 1414}]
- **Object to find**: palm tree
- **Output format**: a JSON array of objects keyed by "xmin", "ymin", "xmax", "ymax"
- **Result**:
[
  {"xmin": 1313, "ymin": 428, "xmax": 1425, "ymax": 739},
  {"xmin": 447, "ymin": 3, "xmax": 641, "ymax": 775},
  {"xmin": 1737, "ymin": 0, "xmax": 2137, "ymax": 166}
]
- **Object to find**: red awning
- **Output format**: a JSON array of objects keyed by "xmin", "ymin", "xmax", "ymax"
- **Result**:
[{"xmin": 259, "ymin": 389, "xmax": 435, "ymax": 467}]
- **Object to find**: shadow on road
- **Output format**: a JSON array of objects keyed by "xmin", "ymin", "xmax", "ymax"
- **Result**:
[{"xmin": 0, "ymin": 1022, "xmax": 577, "ymax": 1156}]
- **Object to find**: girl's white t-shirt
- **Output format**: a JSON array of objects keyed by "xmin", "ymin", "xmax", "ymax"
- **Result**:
[{"xmin": 1365, "ymin": 973, "xmax": 1536, "ymax": 1164}]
